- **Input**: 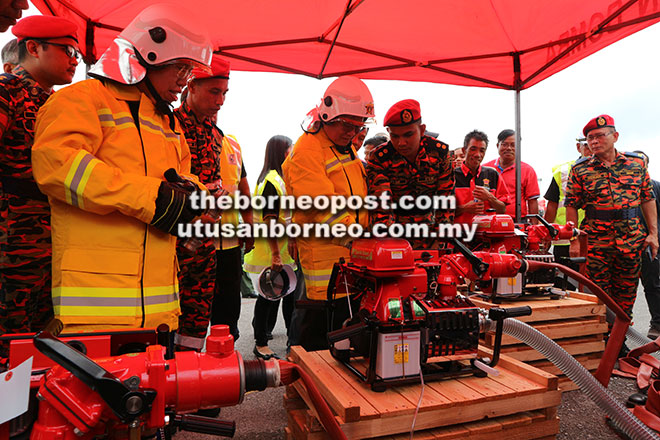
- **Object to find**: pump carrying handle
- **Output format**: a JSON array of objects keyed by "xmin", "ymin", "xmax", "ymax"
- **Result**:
[{"xmin": 33, "ymin": 331, "xmax": 156, "ymax": 423}]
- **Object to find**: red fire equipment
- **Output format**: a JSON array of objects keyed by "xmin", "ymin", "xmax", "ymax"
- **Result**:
[
  {"xmin": 1, "ymin": 325, "xmax": 347, "ymax": 440},
  {"xmin": 327, "ymin": 237, "xmax": 532, "ymax": 391},
  {"xmin": 326, "ymin": 233, "xmax": 629, "ymax": 391}
]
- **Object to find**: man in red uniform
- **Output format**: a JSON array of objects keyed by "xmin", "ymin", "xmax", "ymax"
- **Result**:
[
  {"xmin": 454, "ymin": 130, "xmax": 506, "ymax": 225},
  {"xmin": 172, "ymin": 56, "xmax": 229, "ymax": 351},
  {"xmin": 366, "ymin": 99, "xmax": 454, "ymax": 249},
  {"xmin": 484, "ymin": 129, "xmax": 540, "ymax": 220},
  {"xmin": 566, "ymin": 115, "xmax": 658, "ymax": 318},
  {"xmin": 0, "ymin": 16, "xmax": 78, "ymax": 353}
]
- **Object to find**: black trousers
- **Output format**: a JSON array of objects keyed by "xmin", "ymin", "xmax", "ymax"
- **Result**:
[
  {"xmin": 252, "ymin": 294, "xmax": 294, "ymax": 346},
  {"xmin": 211, "ymin": 246, "xmax": 242, "ymax": 339},
  {"xmin": 642, "ymin": 248, "xmax": 660, "ymax": 327}
]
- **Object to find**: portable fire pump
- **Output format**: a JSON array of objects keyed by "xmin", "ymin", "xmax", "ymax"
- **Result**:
[
  {"xmin": 468, "ymin": 213, "xmax": 584, "ymax": 301},
  {"xmin": 326, "ymin": 237, "xmax": 533, "ymax": 391},
  {"xmin": 1, "ymin": 324, "xmax": 345, "ymax": 440}
]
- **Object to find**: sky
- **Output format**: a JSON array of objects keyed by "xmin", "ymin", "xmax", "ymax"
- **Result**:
[{"xmin": 5, "ymin": 5, "xmax": 660, "ymax": 195}]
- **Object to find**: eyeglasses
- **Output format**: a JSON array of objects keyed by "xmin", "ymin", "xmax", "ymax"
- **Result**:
[
  {"xmin": 586, "ymin": 131, "xmax": 614, "ymax": 142},
  {"xmin": 332, "ymin": 117, "xmax": 365, "ymax": 133},
  {"xmin": 498, "ymin": 142, "xmax": 515, "ymax": 148},
  {"xmin": 172, "ymin": 63, "xmax": 194, "ymax": 81},
  {"xmin": 37, "ymin": 41, "xmax": 81, "ymax": 62}
]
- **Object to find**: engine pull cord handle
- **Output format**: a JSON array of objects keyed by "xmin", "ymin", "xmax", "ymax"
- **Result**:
[
  {"xmin": 33, "ymin": 331, "xmax": 156, "ymax": 423},
  {"xmin": 449, "ymin": 237, "xmax": 489, "ymax": 277},
  {"xmin": 526, "ymin": 213, "xmax": 558, "ymax": 238},
  {"xmin": 485, "ymin": 306, "xmax": 532, "ymax": 368}
]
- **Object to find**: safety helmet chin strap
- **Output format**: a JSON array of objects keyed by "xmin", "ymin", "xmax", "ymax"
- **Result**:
[{"xmin": 142, "ymin": 76, "xmax": 178, "ymax": 133}]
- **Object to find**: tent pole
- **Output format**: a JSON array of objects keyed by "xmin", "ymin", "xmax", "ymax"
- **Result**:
[
  {"xmin": 515, "ymin": 89, "xmax": 522, "ymax": 223},
  {"xmin": 513, "ymin": 53, "xmax": 522, "ymax": 223}
]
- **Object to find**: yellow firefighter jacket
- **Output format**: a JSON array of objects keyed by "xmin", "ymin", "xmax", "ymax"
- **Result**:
[
  {"xmin": 32, "ymin": 79, "xmax": 196, "ymax": 331},
  {"xmin": 282, "ymin": 129, "xmax": 368, "ymax": 300}
]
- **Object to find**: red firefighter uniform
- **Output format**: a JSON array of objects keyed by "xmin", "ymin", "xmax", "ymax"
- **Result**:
[
  {"xmin": 565, "ymin": 151, "xmax": 653, "ymax": 317},
  {"xmin": 172, "ymin": 101, "xmax": 222, "ymax": 349},
  {"xmin": 282, "ymin": 129, "xmax": 368, "ymax": 300},
  {"xmin": 366, "ymin": 135, "xmax": 454, "ymax": 249},
  {"xmin": 32, "ymin": 79, "xmax": 198, "ymax": 331},
  {"xmin": 0, "ymin": 66, "xmax": 53, "ymax": 343}
]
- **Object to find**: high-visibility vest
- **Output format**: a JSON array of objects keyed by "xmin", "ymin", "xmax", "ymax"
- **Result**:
[
  {"xmin": 552, "ymin": 159, "xmax": 585, "ymax": 245},
  {"xmin": 216, "ymin": 132, "xmax": 243, "ymax": 250},
  {"xmin": 243, "ymin": 170, "xmax": 295, "ymax": 274}
]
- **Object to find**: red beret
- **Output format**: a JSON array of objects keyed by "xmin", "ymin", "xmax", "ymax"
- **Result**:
[
  {"xmin": 384, "ymin": 99, "xmax": 421, "ymax": 127},
  {"xmin": 191, "ymin": 56, "xmax": 230, "ymax": 81},
  {"xmin": 583, "ymin": 114, "xmax": 615, "ymax": 136},
  {"xmin": 12, "ymin": 15, "xmax": 78, "ymax": 43}
]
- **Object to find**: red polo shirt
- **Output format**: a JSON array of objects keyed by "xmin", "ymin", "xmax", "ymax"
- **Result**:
[
  {"xmin": 483, "ymin": 158, "xmax": 540, "ymax": 218},
  {"xmin": 454, "ymin": 163, "xmax": 507, "ymax": 225}
]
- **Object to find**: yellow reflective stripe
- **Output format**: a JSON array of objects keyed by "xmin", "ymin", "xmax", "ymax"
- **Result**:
[
  {"xmin": 320, "ymin": 209, "xmax": 350, "ymax": 225},
  {"xmin": 97, "ymin": 109, "xmax": 135, "ymax": 131},
  {"xmin": 63, "ymin": 150, "xmax": 99, "ymax": 208},
  {"xmin": 324, "ymin": 154, "xmax": 353, "ymax": 173},
  {"xmin": 52, "ymin": 285, "xmax": 179, "ymax": 317},
  {"xmin": 139, "ymin": 116, "xmax": 179, "ymax": 140}
]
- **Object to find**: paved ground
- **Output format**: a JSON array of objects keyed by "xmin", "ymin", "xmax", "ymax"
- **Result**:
[{"xmin": 176, "ymin": 284, "xmax": 656, "ymax": 440}]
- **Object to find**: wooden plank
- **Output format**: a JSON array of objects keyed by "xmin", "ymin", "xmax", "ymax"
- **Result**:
[
  {"xmin": 568, "ymin": 291, "xmax": 600, "ymax": 303},
  {"xmin": 316, "ymin": 350, "xmax": 417, "ymax": 419},
  {"xmin": 339, "ymin": 391, "xmax": 561, "ymax": 438},
  {"xmin": 479, "ymin": 347, "xmax": 558, "ymax": 391},
  {"xmin": 499, "ymin": 335, "xmax": 605, "ymax": 362},
  {"xmin": 288, "ymin": 409, "xmax": 327, "ymax": 440},
  {"xmin": 470, "ymin": 297, "xmax": 605, "ymax": 322},
  {"xmin": 289, "ymin": 347, "xmax": 561, "ymax": 439},
  {"xmin": 530, "ymin": 353, "xmax": 601, "ymax": 376},
  {"xmin": 483, "ymin": 316, "xmax": 607, "ymax": 346},
  {"xmin": 305, "ymin": 410, "xmax": 557, "ymax": 440},
  {"xmin": 290, "ymin": 346, "xmax": 379, "ymax": 422}
]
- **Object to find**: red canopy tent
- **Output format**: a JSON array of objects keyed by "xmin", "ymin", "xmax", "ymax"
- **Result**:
[{"xmin": 29, "ymin": 0, "xmax": 660, "ymax": 219}]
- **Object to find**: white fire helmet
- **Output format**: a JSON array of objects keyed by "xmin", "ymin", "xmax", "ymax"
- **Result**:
[
  {"xmin": 89, "ymin": 3, "xmax": 213, "ymax": 85},
  {"xmin": 317, "ymin": 76, "xmax": 375, "ymax": 124},
  {"xmin": 256, "ymin": 265, "xmax": 297, "ymax": 301}
]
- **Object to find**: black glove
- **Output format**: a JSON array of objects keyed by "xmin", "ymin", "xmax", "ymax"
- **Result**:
[{"xmin": 151, "ymin": 181, "xmax": 199, "ymax": 235}]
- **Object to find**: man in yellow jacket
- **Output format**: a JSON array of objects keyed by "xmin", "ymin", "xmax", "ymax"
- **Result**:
[
  {"xmin": 283, "ymin": 76, "xmax": 373, "ymax": 351},
  {"xmin": 31, "ymin": 5, "xmax": 213, "ymax": 332}
]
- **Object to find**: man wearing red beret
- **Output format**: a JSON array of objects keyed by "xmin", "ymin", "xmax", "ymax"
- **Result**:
[
  {"xmin": 0, "ymin": 15, "xmax": 79, "ymax": 350},
  {"xmin": 565, "ymin": 114, "xmax": 658, "ymax": 321},
  {"xmin": 172, "ymin": 56, "xmax": 253, "ymax": 350},
  {"xmin": 366, "ymin": 99, "xmax": 454, "ymax": 249}
]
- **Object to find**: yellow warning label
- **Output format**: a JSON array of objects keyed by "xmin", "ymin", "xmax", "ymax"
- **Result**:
[
  {"xmin": 507, "ymin": 277, "xmax": 517, "ymax": 286},
  {"xmin": 394, "ymin": 344, "xmax": 409, "ymax": 364}
]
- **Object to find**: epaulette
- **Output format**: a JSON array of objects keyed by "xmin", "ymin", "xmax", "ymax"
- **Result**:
[
  {"xmin": 573, "ymin": 156, "xmax": 590, "ymax": 166},
  {"xmin": 434, "ymin": 139, "xmax": 449, "ymax": 151},
  {"xmin": 0, "ymin": 72, "xmax": 17, "ymax": 84},
  {"xmin": 623, "ymin": 151, "xmax": 645, "ymax": 160},
  {"xmin": 372, "ymin": 142, "xmax": 394, "ymax": 160}
]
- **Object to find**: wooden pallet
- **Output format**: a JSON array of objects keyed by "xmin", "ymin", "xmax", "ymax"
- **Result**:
[
  {"xmin": 286, "ymin": 346, "xmax": 560, "ymax": 439},
  {"xmin": 472, "ymin": 292, "xmax": 606, "ymax": 391}
]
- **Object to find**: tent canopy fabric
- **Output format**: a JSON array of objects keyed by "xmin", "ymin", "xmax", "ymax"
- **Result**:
[{"xmin": 31, "ymin": 0, "xmax": 660, "ymax": 90}]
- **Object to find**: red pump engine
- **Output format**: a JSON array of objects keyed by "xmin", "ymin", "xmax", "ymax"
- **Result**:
[
  {"xmin": 470, "ymin": 213, "xmax": 579, "ymax": 299},
  {"xmin": 327, "ymin": 238, "xmax": 530, "ymax": 391}
]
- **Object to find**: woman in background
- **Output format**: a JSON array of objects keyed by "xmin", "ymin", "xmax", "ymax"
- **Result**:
[{"xmin": 245, "ymin": 135, "xmax": 296, "ymax": 359}]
